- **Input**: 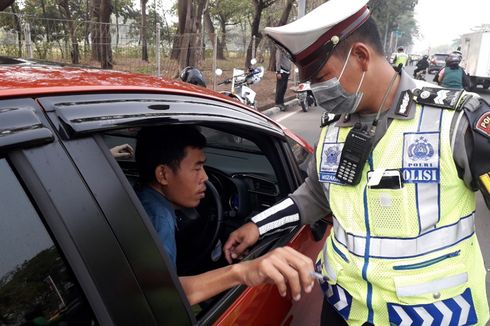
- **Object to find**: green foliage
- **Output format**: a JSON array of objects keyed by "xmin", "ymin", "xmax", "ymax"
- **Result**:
[
  {"xmin": 208, "ymin": 0, "xmax": 252, "ymax": 31},
  {"xmin": 369, "ymin": 0, "xmax": 419, "ymax": 52}
]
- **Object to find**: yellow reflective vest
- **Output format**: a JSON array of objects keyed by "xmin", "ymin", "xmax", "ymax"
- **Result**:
[
  {"xmin": 393, "ymin": 52, "xmax": 409, "ymax": 67},
  {"xmin": 315, "ymin": 102, "xmax": 489, "ymax": 325}
]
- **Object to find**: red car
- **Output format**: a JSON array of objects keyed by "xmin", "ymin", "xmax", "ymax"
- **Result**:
[{"xmin": 0, "ymin": 57, "xmax": 329, "ymax": 325}]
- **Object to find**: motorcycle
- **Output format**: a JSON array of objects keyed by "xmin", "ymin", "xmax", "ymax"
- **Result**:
[
  {"xmin": 414, "ymin": 69, "xmax": 427, "ymax": 81},
  {"xmin": 215, "ymin": 59, "xmax": 264, "ymax": 109},
  {"xmin": 291, "ymin": 80, "xmax": 316, "ymax": 112}
]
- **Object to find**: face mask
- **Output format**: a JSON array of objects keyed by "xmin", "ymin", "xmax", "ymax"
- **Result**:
[{"xmin": 311, "ymin": 47, "xmax": 365, "ymax": 115}]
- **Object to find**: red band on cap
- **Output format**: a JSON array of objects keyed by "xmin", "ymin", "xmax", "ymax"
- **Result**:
[{"xmin": 296, "ymin": 5, "xmax": 370, "ymax": 65}]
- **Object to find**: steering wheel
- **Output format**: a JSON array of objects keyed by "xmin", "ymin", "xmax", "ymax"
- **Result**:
[{"xmin": 175, "ymin": 180, "xmax": 223, "ymax": 275}]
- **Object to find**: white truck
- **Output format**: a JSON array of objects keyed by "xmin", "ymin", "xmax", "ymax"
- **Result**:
[{"xmin": 460, "ymin": 30, "xmax": 490, "ymax": 89}]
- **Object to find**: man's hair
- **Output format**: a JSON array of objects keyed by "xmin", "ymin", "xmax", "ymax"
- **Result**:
[
  {"xmin": 332, "ymin": 17, "xmax": 384, "ymax": 58},
  {"xmin": 136, "ymin": 125, "xmax": 207, "ymax": 183}
]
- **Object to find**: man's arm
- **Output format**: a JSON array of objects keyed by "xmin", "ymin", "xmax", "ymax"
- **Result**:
[
  {"xmin": 452, "ymin": 96, "xmax": 490, "ymax": 208},
  {"xmin": 180, "ymin": 246, "xmax": 315, "ymax": 305}
]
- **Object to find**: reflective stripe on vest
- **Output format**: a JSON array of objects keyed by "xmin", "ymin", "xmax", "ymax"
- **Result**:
[
  {"xmin": 332, "ymin": 212, "xmax": 475, "ymax": 258},
  {"xmin": 413, "ymin": 106, "xmax": 442, "ymax": 233}
]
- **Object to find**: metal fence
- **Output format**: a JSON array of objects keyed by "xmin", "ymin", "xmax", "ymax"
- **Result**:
[{"xmin": 0, "ymin": 12, "xmax": 267, "ymax": 90}]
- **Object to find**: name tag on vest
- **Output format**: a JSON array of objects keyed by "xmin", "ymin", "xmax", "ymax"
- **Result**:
[
  {"xmin": 319, "ymin": 142, "xmax": 345, "ymax": 185},
  {"xmin": 401, "ymin": 132, "xmax": 440, "ymax": 183}
]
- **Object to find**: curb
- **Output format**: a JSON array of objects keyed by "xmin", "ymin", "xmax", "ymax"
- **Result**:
[{"xmin": 261, "ymin": 98, "xmax": 299, "ymax": 117}]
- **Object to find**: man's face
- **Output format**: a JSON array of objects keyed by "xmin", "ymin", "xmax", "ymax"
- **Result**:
[{"xmin": 161, "ymin": 146, "xmax": 208, "ymax": 208}]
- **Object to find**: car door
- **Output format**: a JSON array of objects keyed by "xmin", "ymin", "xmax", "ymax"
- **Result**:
[
  {"xmin": 36, "ymin": 91, "xmax": 329, "ymax": 325},
  {"xmin": 0, "ymin": 98, "xmax": 193, "ymax": 325}
]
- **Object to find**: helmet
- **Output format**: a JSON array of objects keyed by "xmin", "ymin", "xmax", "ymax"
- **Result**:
[
  {"xmin": 397, "ymin": 46, "xmax": 404, "ymax": 52},
  {"xmin": 180, "ymin": 66, "xmax": 206, "ymax": 87},
  {"xmin": 423, "ymin": 54, "xmax": 429, "ymax": 59},
  {"xmin": 445, "ymin": 53, "xmax": 461, "ymax": 67}
]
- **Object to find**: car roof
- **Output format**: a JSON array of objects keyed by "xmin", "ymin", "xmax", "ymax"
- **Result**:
[{"xmin": 0, "ymin": 57, "xmax": 235, "ymax": 105}]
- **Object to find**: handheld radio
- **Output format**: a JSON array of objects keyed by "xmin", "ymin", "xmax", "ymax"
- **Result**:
[
  {"xmin": 335, "ymin": 71, "xmax": 400, "ymax": 186},
  {"xmin": 335, "ymin": 123, "xmax": 374, "ymax": 185}
]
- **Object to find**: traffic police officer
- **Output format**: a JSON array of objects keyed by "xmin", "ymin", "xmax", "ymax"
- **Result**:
[
  {"xmin": 224, "ymin": 0, "xmax": 490, "ymax": 325},
  {"xmin": 392, "ymin": 46, "xmax": 409, "ymax": 70}
]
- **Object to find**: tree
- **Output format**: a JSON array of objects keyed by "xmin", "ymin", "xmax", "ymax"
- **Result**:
[
  {"xmin": 245, "ymin": 0, "xmax": 277, "ymax": 67},
  {"xmin": 140, "ymin": 0, "xmax": 148, "ymax": 61},
  {"xmin": 57, "ymin": 0, "xmax": 80, "ymax": 64},
  {"xmin": 90, "ymin": 0, "xmax": 113, "ymax": 68},
  {"xmin": 172, "ymin": 0, "xmax": 207, "ymax": 71},
  {"xmin": 369, "ymin": 0, "xmax": 418, "ymax": 53},
  {"xmin": 207, "ymin": 0, "xmax": 251, "ymax": 60}
]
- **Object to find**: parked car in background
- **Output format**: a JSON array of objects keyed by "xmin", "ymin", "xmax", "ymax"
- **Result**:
[
  {"xmin": 0, "ymin": 57, "xmax": 329, "ymax": 325},
  {"xmin": 428, "ymin": 53, "xmax": 449, "ymax": 74}
]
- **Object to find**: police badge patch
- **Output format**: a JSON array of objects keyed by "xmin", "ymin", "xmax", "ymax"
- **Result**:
[
  {"xmin": 402, "ymin": 132, "xmax": 440, "ymax": 183},
  {"xmin": 319, "ymin": 142, "xmax": 345, "ymax": 184},
  {"xmin": 475, "ymin": 111, "xmax": 490, "ymax": 138}
]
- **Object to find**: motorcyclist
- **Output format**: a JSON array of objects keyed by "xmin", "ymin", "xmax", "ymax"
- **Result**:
[
  {"xmin": 413, "ymin": 54, "xmax": 429, "ymax": 78},
  {"xmin": 436, "ymin": 53, "xmax": 470, "ymax": 89},
  {"xmin": 180, "ymin": 66, "xmax": 207, "ymax": 87}
]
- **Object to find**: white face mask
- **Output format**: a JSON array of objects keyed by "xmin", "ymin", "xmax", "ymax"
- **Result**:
[{"xmin": 311, "ymin": 47, "xmax": 365, "ymax": 115}]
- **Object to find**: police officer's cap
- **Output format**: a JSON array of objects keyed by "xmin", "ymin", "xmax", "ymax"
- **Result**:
[{"xmin": 264, "ymin": 0, "xmax": 369, "ymax": 82}]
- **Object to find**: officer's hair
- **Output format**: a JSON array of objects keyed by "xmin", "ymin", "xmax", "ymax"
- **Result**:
[
  {"xmin": 333, "ymin": 17, "xmax": 384, "ymax": 58},
  {"xmin": 136, "ymin": 125, "xmax": 207, "ymax": 183}
]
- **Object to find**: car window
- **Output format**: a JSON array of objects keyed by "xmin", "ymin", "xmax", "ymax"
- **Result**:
[
  {"xmin": 0, "ymin": 158, "xmax": 97, "ymax": 325},
  {"xmin": 101, "ymin": 124, "xmax": 293, "ymax": 319}
]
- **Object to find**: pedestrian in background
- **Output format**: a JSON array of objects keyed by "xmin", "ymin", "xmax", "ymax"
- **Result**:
[{"xmin": 275, "ymin": 49, "xmax": 291, "ymax": 111}]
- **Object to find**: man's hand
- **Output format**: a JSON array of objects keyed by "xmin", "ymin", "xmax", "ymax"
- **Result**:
[
  {"xmin": 224, "ymin": 222, "xmax": 260, "ymax": 263},
  {"xmin": 276, "ymin": 72, "xmax": 282, "ymax": 80},
  {"xmin": 236, "ymin": 246, "xmax": 315, "ymax": 301},
  {"xmin": 110, "ymin": 144, "xmax": 134, "ymax": 159}
]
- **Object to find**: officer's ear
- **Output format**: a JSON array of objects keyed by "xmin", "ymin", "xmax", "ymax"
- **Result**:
[{"xmin": 351, "ymin": 42, "xmax": 370, "ymax": 72}]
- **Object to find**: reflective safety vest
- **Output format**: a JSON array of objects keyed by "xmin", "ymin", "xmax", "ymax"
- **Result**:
[
  {"xmin": 315, "ymin": 102, "xmax": 489, "ymax": 325},
  {"xmin": 393, "ymin": 53, "xmax": 409, "ymax": 67}
]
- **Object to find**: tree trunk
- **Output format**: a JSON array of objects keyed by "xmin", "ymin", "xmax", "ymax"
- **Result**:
[
  {"xmin": 0, "ymin": 0, "xmax": 13, "ymax": 11},
  {"xmin": 90, "ymin": 0, "xmax": 100, "ymax": 61},
  {"xmin": 217, "ymin": 18, "xmax": 227, "ymax": 60},
  {"xmin": 140, "ymin": 0, "xmax": 148, "ymax": 62},
  {"xmin": 99, "ymin": 0, "xmax": 113, "ymax": 68},
  {"xmin": 246, "ymin": 1, "xmax": 264, "ymax": 67},
  {"xmin": 58, "ymin": 0, "xmax": 80, "ymax": 64},
  {"xmin": 9, "ymin": 4, "xmax": 22, "ymax": 57}
]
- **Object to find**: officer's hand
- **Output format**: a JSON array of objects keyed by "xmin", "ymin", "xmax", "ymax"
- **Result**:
[
  {"xmin": 276, "ymin": 72, "xmax": 282, "ymax": 80},
  {"xmin": 110, "ymin": 144, "xmax": 135, "ymax": 159},
  {"xmin": 236, "ymin": 246, "xmax": 315, "ymax": 300},
  {"xmin": 224, "ymin": 222, "xmax": 260, "ymax": 263}
]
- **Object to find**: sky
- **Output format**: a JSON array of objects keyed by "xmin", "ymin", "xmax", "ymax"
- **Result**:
[{"xmin": 413, "ymin": 0, "xmax": 490, "ymax": 53}]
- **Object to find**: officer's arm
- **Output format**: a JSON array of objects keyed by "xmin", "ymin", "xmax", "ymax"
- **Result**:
[
  {"xmin": 252, "ymin": 153, "xmax": 332, "ymax": 235},
  {"xmin": 452, "ymin": 96, "xmax": 490, "ymax": 208}
]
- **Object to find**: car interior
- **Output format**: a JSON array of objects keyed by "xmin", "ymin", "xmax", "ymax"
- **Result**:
[{"xmin": 100, "ymin": 123, "xmax": 305, "ymax": 315}]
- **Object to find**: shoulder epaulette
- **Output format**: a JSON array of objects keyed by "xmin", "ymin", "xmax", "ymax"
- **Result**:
[
  {"xmin": 320, "ymin": 112, "xmax": 340, "ymax": 128},
  {"xmin": 413, "ymin": 87, "xmax": 465, "ymax": 110}
]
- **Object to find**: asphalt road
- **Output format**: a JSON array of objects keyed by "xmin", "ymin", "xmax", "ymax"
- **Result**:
[{"xmin": 271, "ymin": 65, "xmax": 490, "ymax": 305}]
